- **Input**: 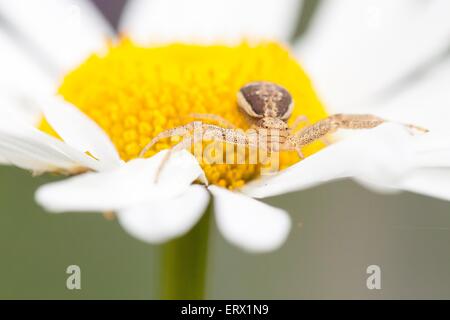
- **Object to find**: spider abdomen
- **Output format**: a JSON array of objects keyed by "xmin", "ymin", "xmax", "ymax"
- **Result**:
[{"xmin": 237, "ymin": 81, "xmax": 294, "ymax": 120}]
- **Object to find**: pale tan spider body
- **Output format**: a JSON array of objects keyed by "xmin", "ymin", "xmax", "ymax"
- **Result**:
[{"xmin": 140, "ymin": 81, "xmax": 428, "ymax": 179}]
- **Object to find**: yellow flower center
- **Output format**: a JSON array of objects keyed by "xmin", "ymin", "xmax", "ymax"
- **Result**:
[{"xmin": 40, "ymin": 39, "xmax": 328, "ymax": 189}]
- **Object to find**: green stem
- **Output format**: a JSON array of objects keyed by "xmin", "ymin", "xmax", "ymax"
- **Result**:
[{"xmin": 160, "ymin": 205, "xmax": 212, "ymax": 299}]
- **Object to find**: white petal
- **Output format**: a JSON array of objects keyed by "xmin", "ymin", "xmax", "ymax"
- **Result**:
[
  {"xmin": 117, "ymin": 185, "xmax": 209, "ymax": 244},
  {"xmin": 209, "ymin": 185, "xmax": 291, "ymax": 252},
  {"xmin": 120, "ymin": 0, "xmax": 301, "ymax": 44},
  {"xmin": 35, "ymin": 150, "xmax": 205, "ymax": 212},
  {"xmin": 0, "ymin": 0, "xmax": 113, "ymax": 73},
  {"xmin": 40, "ymin": 96, "xmax": 121, "ymax": 170},
  {"xmin": 0, "ymin": 30, "xmax": 53, "ymax": 123},
  {"xmin": 401, "ymin": 168, "xmax": 450, "ymax": 202},
  {"xmin": 381, "ymin": 133, "xmax": 450, "ymax": 202},
  {"xmin": 345, "ymin": 60, "xmax": 450, "ymax": 199},
  {"xmin": 242, "ymin": 123, "xmax": 415, "ymax": 198},
  {"xmin": 353, "ymin": 178, "xmax": 402, "ymax": 195},
  {"xmin": 0, "ymin": 131, "xmax": 75, "ymax": 171},
  {"xmin": 296, "ymin": 0, "xmax": 450, "ymax": 112},
  {"xmin": 0, "ymin": 118, "xmax": 101, "ymax": 172},
  {"xmin": 354, "ymin": 137, "xmax": 450, "ymax": 201},
  {"xmin": 0, "ymin": 94, "xmax": 41, "ymax": 128},
  {"xmin": 412, "ymin": 135, "xmax": 450, "ymax": 169},
  {"xmin": 367, "ymin": 59, "xmax": 450, "ymax": 134}
]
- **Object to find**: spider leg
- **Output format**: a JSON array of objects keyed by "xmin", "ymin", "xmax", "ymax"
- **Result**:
[
  {"xmin": 139, "ymin": 121, "xmax": 201, "ymax": 157},
  {"xmin": 294, "ymin": 114, "xmax": 384, "ymax": 147},
  {"xmin": 395, "ymin": 122, "xmax": 429, "ymax": 135},
  {"xmin": 295, "ymin": 147, "xmax": 304, "ymax": 159},
  {"xmin": 289, "ymin": 115, "xmax": 310, "ymax": 132},
  {"xmin": 327, "ymin": 114, "xmax": 427, "ymax": 133},
  {"xmin": 189, "ymin": 113, "xmax": 236, "ymax": 129},
  {"xmin": 154, "ymin": 136, "xmax": 194, "ymax": 183},
  {"xmin": 152, "ymin": 123, "xmax": 258, "ymax": 182},
  {"xmin": 294, "ymin": 113, "xmax": 428, "ymax": 148},
  {"xmin": 321, "ymin": 135, "xmax": 332, "ymax": 146},
  {"xmin": 279, "ymin": 140, "xmax": 304, "ymax": 159},
  {"xmin": 290, "ymin": 115, "xmax": 333, "ymax": 145},
  {"xmin": 201, "ymin": 124, "xmax": 259, "ymax": 148}
]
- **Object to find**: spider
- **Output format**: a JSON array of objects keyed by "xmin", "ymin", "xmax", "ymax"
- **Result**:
[{"xmin": 140, "ymin": 81, "xmax": 428, "ymax": 180}]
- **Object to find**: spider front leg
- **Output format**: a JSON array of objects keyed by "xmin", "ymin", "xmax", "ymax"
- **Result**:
[
  {"xmin": 280, "ymin": 139, "xmax": 305, "ymax": 159},
  {"xmin": 292, "ymin": 114, "xmax": 384, "ymax": 147},
  {"xmin": 148, "ymin": 122, "xmax": 258, "ymax": 182},
  {"xmin": 154, "ymin": 136, "xmax": 194, "ymax": 182},
  {"xmin": 189, "ymin": 113, "xmax": 236, "ymax": 129},
  {"xmin": 326, "ymin": 114, "xmax": 427, "ymax": 134},
  {"xmin": 201, "ymin": 124, "xmax": 259, "ymax": 147},
  {"xmin": 294, "ymin": 113, "xmax": 428, "ymax": 148},
  {"xmin": 289, "ymin": 115, "xmax": 332, "ymax": 145},
  {"xmin": 139, "ymin": 121, "xmax": 202, "ymax": 157},
  {"xmin": 280, "ymin": 114, "xmax": 385, "ymax": 158}
]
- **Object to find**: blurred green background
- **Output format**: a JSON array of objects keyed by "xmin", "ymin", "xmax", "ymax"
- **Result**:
[
  {"xmin": 0, "ymin": 0, "xmax": 449, "ymax": 299},
  {"xmin": 1, "ymin": 165, "xmax": 450, "ymax": 299}
]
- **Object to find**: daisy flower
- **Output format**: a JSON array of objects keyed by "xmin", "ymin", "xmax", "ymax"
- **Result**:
[{"xmin": 1, "ymin": 0, "xmax": 450, "ymax": 256}]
